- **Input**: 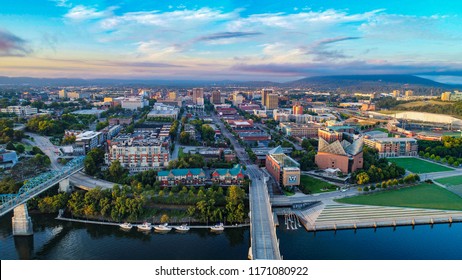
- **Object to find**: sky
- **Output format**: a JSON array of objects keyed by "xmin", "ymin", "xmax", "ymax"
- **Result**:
[{"xmin": 1, "ymin": 0, "xmax": 462, "ymax": 81}]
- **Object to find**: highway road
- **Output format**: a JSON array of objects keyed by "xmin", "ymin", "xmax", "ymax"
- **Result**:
[
  {"xmin": 212, "ymin": 114, "xmax": 281, "ymax": 259},
  {"xmin": 255, "ymin": 123, "xmax": 303, "ymax": 151},
  {"xmin": 70, "ymin": 171, "xmax": 114, "ymax": 190},
  {"xmin": 25, "ymin": 132, "xmax": 115, "ymax": 190},
  {"xmin": 24, "ymin": 132, "xmax": 61, "ymax": 170},
  {"xmin": 212, "ymin": 113, "xmax": 251, "ymax": 165}
]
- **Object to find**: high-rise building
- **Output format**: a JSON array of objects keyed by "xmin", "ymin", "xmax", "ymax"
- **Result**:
[
  {"xmin": 292, "ymin": 102, "xmax": 303, "ymax": 115},
  {"xmin": 233, "ymin": 94, "xmax": 244, "ymax": 107},
  {"xmin": 405, "ymin": 90, "xmax": 414, "ymax": 97},
  {"xmin": 261, "ymin": 89, "xmax": 272, "ymax": 107},
  {"xmin": 266, "ymin": 93, "xmax": 279, "ymax": 110},
  {"xmin": 211, "ymin": 90, "xmax": 221, "ymax": 104},
  {"xmin": 441, "ymin": 92, "xmax": 452, "ymax": 101},
  {"xmin": 168, "ymin": 91, "xmax": 177, "ymax": 100},
  {"xmin": 192, "ymin": 88, "xmax": 204, "ymax": 105},
  {"xmin": 58, "ymin": 89, "xmax": 67, "ymax": 98},
  {"xmin": 392, "ymin": 90, "xmax": 400, "ymax": 98}
]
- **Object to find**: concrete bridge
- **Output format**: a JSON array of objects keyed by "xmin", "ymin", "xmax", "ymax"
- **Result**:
[
  {"xmin": 246, "ymin": 165, "xmax": 282, "ymax": 260},
  {"xmin": 0, "ymin": 156, "xmax": 85, "ymax": 235}
]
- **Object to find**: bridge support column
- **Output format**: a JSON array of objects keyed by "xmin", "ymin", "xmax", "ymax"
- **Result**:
[
  {"xmin": 58, "ymin": 178, "xmax": 71, "ymax": 193},
  {"xmin": 12, "ymin": 204, "xmax": 33, "ymax": 236}
]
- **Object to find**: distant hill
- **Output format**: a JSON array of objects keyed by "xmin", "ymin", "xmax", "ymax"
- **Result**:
[
  {"xmin": 0, "ymin": 74, "xmax": 457, "ymax": 92},
  {"xmin": 0, "ymin": 76, "xmax": 279, "ymax": 88},
  {"xmin": 286, "ymin": 74, "xmax": 455, "ymax": 93}
]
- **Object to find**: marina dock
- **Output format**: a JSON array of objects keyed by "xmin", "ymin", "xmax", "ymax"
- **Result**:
[{"xmin": 55, "ymin": 216, "xmax": 249, "ymax": 229}]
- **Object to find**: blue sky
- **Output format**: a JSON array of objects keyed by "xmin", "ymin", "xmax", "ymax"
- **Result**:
[{"xmin": 1, "ymin": 0, "xmax": 462, "ymax": 81}]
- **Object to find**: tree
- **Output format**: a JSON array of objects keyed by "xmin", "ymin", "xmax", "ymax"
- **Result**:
[
  {"xmin": 84, "ymin": 156, "xmax": 97, "ymax": 176},
  {"xmin": 179, "ymin": 131, "xmax": 192, "ymax": 145},
  {"xmin": 160, "ymin": 214, "xmax": 169, "ymax": 223},
  {"xmin": 87, "ymin": 148, "xmax": 105, "ymax": 166},
  {"xmin": 62, "ymin": 135, "xmax": 76, "ymax": 145},
  {"xmin": 31, "ymin": 146, "xmax": 44, "ymax": 155},
  {"xmin": 109, "ymin": 160, "xmax": 124, "ymax": 181},
  {"xmin": 225, "ymin": 186, "xmax": 246, "ymax": 223},
  {"xmin": 6, "ymin": 141, "xmax": 15, "ymax": 151},
  {"xmin": 356, "ymin": 172, "xmax": 370, "ymax": 185},
  {"xmin": 15, "ymin": 144, "xmax": 25, "ymax": 154},
  {"xmin": 201, "ymin": 124, "xmax": 215, "ymax": 142}
]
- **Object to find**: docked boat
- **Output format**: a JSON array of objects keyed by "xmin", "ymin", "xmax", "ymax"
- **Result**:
[
  {"xmin": 154, "ymin": 223, "xmax": 172, "ymax": 232},
  {"xmin": 119, "ymin": 222, "xmax": 133, "ymax": 230},
  {"xmin": 210, "ymin": 223, "xmax": 224, "ymax": 232},
  {"xmin": 173, "ymin": 224, "xmax": 190, "ymax": 232},
  {"xmin": 137, "ymin": 222, "xmax": 152, "ymax": 231}
]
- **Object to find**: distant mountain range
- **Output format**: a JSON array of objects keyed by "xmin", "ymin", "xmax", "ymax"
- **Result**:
[
  {"xmin": 286, "ymin": 75, "xmax": 458, "ymax": 92},
  {"xmin": 0, "ymin": 74, "xmax": 459, "ymax": 91}
]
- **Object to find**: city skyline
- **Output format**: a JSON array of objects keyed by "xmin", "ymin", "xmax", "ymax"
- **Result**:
[{"xmin": 1, "ymin": 0, "xmax": 462, "ymax": 81}]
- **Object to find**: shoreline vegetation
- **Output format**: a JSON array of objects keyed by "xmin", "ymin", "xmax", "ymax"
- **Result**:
[{"xmin": 29, "ymin": 184, "xmax": 248, "ymax": 225}]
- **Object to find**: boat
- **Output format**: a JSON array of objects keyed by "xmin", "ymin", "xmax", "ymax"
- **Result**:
[
  {"xmin": 137, "ymin": 222, "xmax": 152, "ymax": 231},
  {"xmin": 210, "ymin": 223, "xmax": 224, "ymax": 232},
  {"xmin": 173, "ymin": 224, "xmax": 190, "ymax": 232},
  {"xmin": 119, "ymin": 222, "xmax": 133, "ymax": 230},
  {"xmin": 154, "ymin": 223, "xmax": 172, "ymax": 232}
]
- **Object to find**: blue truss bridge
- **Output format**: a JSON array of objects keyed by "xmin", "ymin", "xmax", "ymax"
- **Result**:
[{"xmin": 0, "ymin": 156, "xmax": 85, "ymax": 217}]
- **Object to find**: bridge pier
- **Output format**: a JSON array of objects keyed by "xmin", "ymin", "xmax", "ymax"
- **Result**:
[
  {"xmin": 12, "ymin": 204, "xmax": 33, "ymax": 236},
  {"xmin": 58, "ymin": 178, "xmax": 71, "ymax": 193}
]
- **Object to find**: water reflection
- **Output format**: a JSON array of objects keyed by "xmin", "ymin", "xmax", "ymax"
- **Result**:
[
  {"xmin": 1, "ymin": 214, "xmax": 250, "ymax": 260},
  {"xmin": 13, "ymin": 236, "xmax": 34, "ymax": 260}
]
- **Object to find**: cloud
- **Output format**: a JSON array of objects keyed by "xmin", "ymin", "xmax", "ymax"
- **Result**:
[
  {"xmin": 0, "ymin": 30, "xmax": 31, "ymax": 56},
  {"xmin": 51, "ymin": 0, "xmax": 71, "ymax": 8},
  {"xmin": 305, "ymin": 36, "xmax": 362, "ymax": 61},
  {"xmin": 196, "ymin": 32, "xmax": 263, "ymax": 41},
  {"xmin": 317, "ymin": 36, "xmax": 361, "ymax": 45},
  {"xmin": 100, "ymin": 8, "xmax": 238, "ymax": 30},
  {"xmin": 65, "ymin": 5, "xmax": 115, "ymax": 21},
  {"xmin": 228, "ymin": 9, "xmax": 384, "ymax": 31}
]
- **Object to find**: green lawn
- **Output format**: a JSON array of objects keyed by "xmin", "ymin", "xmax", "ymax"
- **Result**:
[
  {"xmin": 387, "ymin": 157, "xmax": 453, "ymax": 174},
  {"xmin": 336, "ymin": 183, "xmax": 462, "ymax": 210},
  {"xmin": 299, "ymin": 175, "xmax": 337, "ymax": 194},
  {"xmin": 14, "ymin": 142, "xmax": 33, "ymax": 152},
  {"xmin": 178, "ymin": 147, "xmax": 185, "ymax": 158},
  {"xmin": 443, "ymin": 132, "xmax": 462, "ymax": 138},
  {"xmin": 435, "ymin": 175, "xmax": 462, "ymax": 186}
]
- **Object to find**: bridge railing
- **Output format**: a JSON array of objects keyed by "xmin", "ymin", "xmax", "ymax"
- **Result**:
[{"xmin": 0, "ymin": 156, "xmax": 85, "ymax": 216}]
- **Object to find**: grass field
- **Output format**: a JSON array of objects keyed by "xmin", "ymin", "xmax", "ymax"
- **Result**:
[
  {"xmin": 373, "ymin": 128, "xmax": 394, "ymax": 137},
  {"xmin": 299, "ymin": 175, "xmax": 337, "ymax": 194},
  {"xmin": 178, "ymin": 147, "xmax": 185, "ymax": 158},
  {"xmin": 443, "ymin": 132, "xmax": 462, "ymax": 138},
  {"xmin": 395, "ymin": 100, "xmax": 451, "ymax": 109},
  {"xmin": 336, "ymin": 183, "xmax": 462, "ymax": 210},
  {"xmin": 387, "ymin": 157, "xmax": 453, "ymax": 173},
  {"xmin": 435, "ymin": 175, "xmax": 462, "ymax": 186}
]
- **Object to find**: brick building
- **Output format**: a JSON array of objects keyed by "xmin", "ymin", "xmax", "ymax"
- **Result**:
[{"xmin": 315, "ymin": 137, "xmax": 364, "ymax": 174}]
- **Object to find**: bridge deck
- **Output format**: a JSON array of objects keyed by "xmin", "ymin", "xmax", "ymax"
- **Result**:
[{"xmin": 248, "ymin": 166, "xmax": 281, "ymax": 260}]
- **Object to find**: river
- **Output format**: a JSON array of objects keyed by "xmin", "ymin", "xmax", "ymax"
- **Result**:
[{"xmin": 2, "ymin": 214, "xmax": 462, "ymax": 259}]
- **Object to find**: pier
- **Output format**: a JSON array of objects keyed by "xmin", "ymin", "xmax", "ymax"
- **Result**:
[{"xmin": 55, "ymin": 216, "xmax": 250, "ymax": 229}]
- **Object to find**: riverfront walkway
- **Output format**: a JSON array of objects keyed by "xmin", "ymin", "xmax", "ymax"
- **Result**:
[{"xmin": 294, "ymin": 203, "xmax": 462, "ymax": 231}]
